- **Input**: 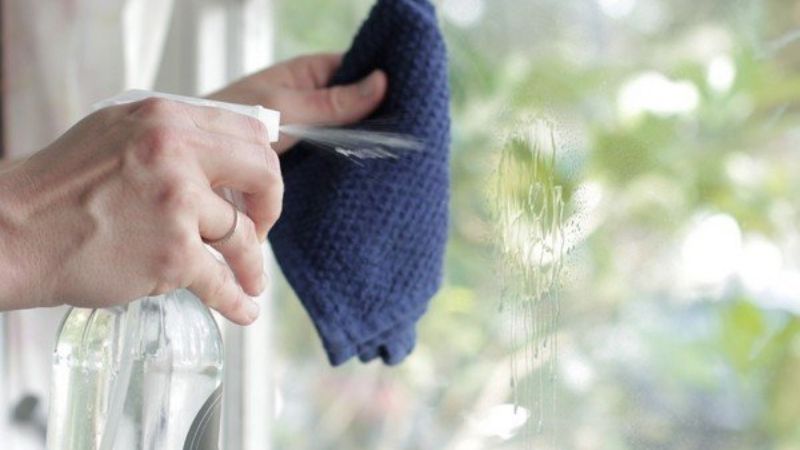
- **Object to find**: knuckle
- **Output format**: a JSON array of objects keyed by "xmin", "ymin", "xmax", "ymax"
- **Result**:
[
  {"xmin": 209, "ymin": 270, "xmax": 235, "ymax": 310},
  {"xmin": 329, "ymin": 89, "xmax": 346, "ymax": 115},
  {"xmin": 239, "ymin": 215, "xmax": 258, "ymax": 244},
  {"xmin": 173, "ymin": 228, "xmax": 195, "ymax": 255},
  {"xmin": 263, "ymin": 147, "xmax": 282, "ymax": 177},
  {"xmin": 150, "ymin": 280, "xmax": 172, "ymax": 296},
  {"xmin": 136, "ymin": 125, "xmax": 182, "ymax": 165},
  {"xmin": 226, "ymin": 293, "xmax": 244, "ymax": 316},
  {"xmin": 311, "ymin": 89, "xmax": 342, "ymax": 117},
  {"xmin": 264, "ymin": 180, "xmax": 285, "ymax": 227},
  {"xmin": 208, "ymin": 270, "xmax": 231, "ymax": 307},
  {"xmin": 263, "ymin": 201, "xmax": 283, "ymax": 228},
  {"xmin": 156, "ymin": 180, "xmax": 198, "ymax": 214},
  {"xmin": 93, "ymin": 106, "xmax": 118, "ymax": 126},
  {"xmin": 301, "ymin": 57, "xmax": 321, "ymax": 85},
  {"xmin": 262, "ymin": 152, "xmax": 284, "ymax": 195},
  {"xmin": 136, "ymin": 97, "xmax": 178, "ymax": 118}
]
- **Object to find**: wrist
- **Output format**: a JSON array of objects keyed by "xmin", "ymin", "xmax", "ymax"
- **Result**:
[
  {"xmin": 0, "ymin": 176, "xmax": 24, "ymax": 309},
  {"xmin": 0, "ymin": 164, "xmax": 43, "ymax": 310}
]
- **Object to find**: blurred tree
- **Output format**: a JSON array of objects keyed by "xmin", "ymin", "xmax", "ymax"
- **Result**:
[{"xmin": 270, "ymin": 0, "xmax": 800, "ymax": 449}]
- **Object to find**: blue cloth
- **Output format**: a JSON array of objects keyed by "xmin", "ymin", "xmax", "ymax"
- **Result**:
[{"xmin": 268, "ymin": 0, "xmax": 450, "ymax": 366}]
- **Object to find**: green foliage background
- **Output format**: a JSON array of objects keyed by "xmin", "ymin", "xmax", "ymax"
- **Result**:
[{"xmin": 270, "ymin": 1, "xmax": 800, "ymax": 449}]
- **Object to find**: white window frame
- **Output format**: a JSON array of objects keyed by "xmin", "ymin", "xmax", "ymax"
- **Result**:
[{"xmin": 155, "ymin": 1, "xmax": 277, "ymax": 448}]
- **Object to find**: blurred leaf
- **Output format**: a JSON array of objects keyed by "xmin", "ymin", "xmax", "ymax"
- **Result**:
[{"xmin": 720, "ymin": 300, "xmax": 767, "ymax": 372}]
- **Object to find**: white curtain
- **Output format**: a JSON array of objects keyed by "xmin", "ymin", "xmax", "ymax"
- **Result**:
[{"xmin": 1, "ymin": 1, "xmax": 274, "ymax": 448}]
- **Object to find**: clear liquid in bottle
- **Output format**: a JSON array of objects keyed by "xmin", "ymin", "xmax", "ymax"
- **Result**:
[{"xmin": 46, "ymin": 290, "xmax": 224, "ymax": 450}]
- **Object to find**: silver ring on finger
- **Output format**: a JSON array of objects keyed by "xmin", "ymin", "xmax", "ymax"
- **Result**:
[{"xmin": 203, "ymin": 201, "xmax": 238, "ymax": 246}]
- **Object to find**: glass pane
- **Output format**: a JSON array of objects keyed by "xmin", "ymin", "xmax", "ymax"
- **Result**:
[{"xmin": 272, "ymin": 1, "xmax": 800, "ymax": 449}]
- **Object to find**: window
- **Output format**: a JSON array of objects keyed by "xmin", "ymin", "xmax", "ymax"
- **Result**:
[{"xmin": 271, "ymin": 1, "xmax": 800, "ymax": 449}]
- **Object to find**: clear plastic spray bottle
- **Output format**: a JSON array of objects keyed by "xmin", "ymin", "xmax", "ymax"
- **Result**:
[{"xmin": 47, "ymin": 291, "xmax": 224, "ymax": 450}]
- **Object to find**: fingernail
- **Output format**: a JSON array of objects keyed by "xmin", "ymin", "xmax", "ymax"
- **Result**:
[
  {"xmin": 359, "ymin": 72, "xmax": 377, "ymax": 98},
  {"xmin": 244, "ymin": 299, "xmax": 260, "ymax": 321}
]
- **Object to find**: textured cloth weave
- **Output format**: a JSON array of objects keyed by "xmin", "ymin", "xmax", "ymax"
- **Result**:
[{"xmin": 268, "ymin": 0, "xmax": 450, "ymax": 366}]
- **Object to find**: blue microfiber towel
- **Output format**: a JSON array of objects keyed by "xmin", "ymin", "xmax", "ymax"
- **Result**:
[{"xmin": 268, "ymin": 0, "xmax": 450, "ymax": 366}]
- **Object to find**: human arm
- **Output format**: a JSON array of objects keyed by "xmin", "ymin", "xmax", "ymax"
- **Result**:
[
  {"xmin": 0, "ymin": 52, "xmax": 387, "ymax": 321},
  {"xmin": 0, "ymin": 182, "xmax": 28, "ymax": 311},
  {"xmin": 0, "ymin": 98, "xmax": 281, "ymax": 324}
]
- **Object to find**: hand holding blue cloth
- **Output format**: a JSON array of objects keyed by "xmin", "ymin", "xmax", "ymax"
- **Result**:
[{"xmin": 269, "ymin": 0, "xmax": 451, "ymax": 366}]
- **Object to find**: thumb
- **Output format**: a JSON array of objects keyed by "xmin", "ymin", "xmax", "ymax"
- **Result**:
[{"xmin": 270, "ymin": 70, "xmax": 387, "ymax": 152}]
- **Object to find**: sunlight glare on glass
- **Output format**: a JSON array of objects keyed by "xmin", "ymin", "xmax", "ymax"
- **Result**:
[
  {"xmin": 442, "ymin": 0, "xmax": 486, "ymax": 28},
  {"xmin": 725, "ymin": 153, "xmax": 764, "ymax": 188},
  {"xmin": 560, "ymin": 353, "xmax": 596, "ymax": 393},
  {"xmin": 597, "ymin": 0, "xmax": 637, "ymax": 19},
  {"xmin": 771, "ymin": 271, "xmax": 800, "ymax": 315},
  {"xmin": 469, "ymin": 404, "xmax": 530, "ymax": 440},
  {"xmin": 739, "ymin": 235, "xmax": 783, "ymax": 293},
  {"xmin": 707, "ymin": 54, "xmax": 737, "ymax": 93},
  {"xmin": 618, "ymin": 71, "xmax": 700, "ymax": 119},
  {"xmin": 681, "ymin": 213, "xmax": 742, "ymax": 288}
]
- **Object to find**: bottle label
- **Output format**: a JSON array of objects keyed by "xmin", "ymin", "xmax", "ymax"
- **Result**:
[{"xmin": 183, "ymin": 385, "xmax": 223, "ymax": 450}]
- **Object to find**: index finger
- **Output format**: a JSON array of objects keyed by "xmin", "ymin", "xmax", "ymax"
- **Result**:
[
  {"xmin": 182, "ymin": 102, "xmax": 273, "ymax": 147},
  {"xmin": 184, "ymin": 129, "xmax": 283, "ymax": 240}
]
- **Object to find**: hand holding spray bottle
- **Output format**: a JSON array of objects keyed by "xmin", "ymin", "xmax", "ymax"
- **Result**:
[{"xmin": 46, "ymin": 91, "xmax": 280, "ymax": 450}]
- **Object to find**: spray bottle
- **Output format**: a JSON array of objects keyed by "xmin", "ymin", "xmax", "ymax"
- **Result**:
[{"xmin": 45, "ymin": 91, "xmax": 280, "ymax": 450}]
